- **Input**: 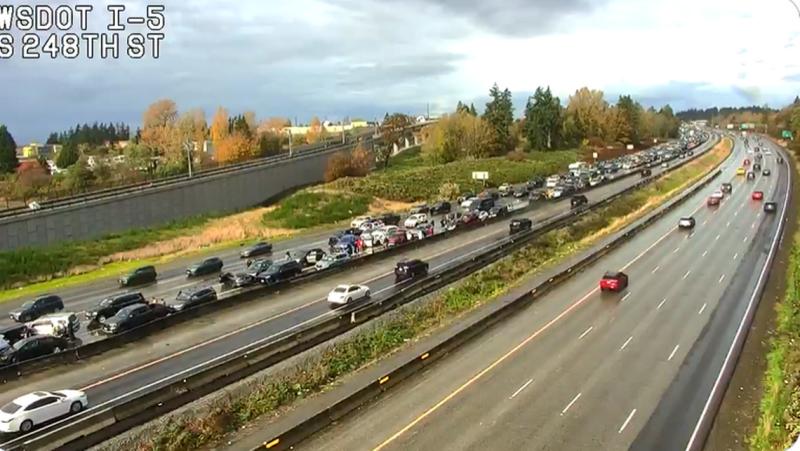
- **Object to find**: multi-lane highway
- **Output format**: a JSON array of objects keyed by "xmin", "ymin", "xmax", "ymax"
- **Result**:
[
  {"xmin": 0, "ymin": 139, "xmax": 715, "ymax": 445},
  {"xmin": 290, "ymin": 136, "xmax": 788, "ymax": 451}
]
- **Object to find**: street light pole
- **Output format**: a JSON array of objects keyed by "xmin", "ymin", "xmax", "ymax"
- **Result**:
[
  {"xmin": 186, "ymin": 142, "xmax": 193, "ymax": 177},
  {"xmin": 288, "ymin": 130, "xmax": 293, "ymax": 157}
]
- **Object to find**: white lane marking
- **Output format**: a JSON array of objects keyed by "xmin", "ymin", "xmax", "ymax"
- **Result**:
[
  {"xmin": 673, "ymin": 247, "xmax": 680, "ymax": 254},
  {"xmin": 620, "ymin": 336, "xmax": 634, "ymax": 351},
  {"xmin": 657, "ymin": 298, "xmax": 667, "ymax": 310},
  {"xmin": 652, "ymin": 266, "xmax": 660, "ymax": 274},
  {"xmin": 683, "ymin": 270, "xmax": 691, "ymax": 280},
  {"xmin": 726, "ymin": 221, "xmax": 730, "ymax": 228},
  {"xmin": 701, "ymin": 250, "xmax": 708, "ymax": 258},
  {"xmin": 702, "ymin": 219, "xmax": 708, "ymax": 226},
  {"xmin": 743, "ymin": 236, "xmax": 748, "ymax": 243},
  {"xmin": 733, "ymin": 253, "xmax": 738, "ymax": 260},
  {"xmin": 561, "ymin": 393, "xmax": 582, "ymax": 415},
  {"xmin": 509, "ymin": 379, "xmax": 534, "ymax": 400},
  {"xmin": 757, "ymin": 212, "xmax": 761, "ymax": 218},
  {"xmin": 715, "ymin": 234, "xmax": 721, "ymax": 241},
  {"xmin": 751, "ymin": 222, "xmax": 755, "ymax": 229},
  {"xmin": 734, "ymin": 211, "xmax": 738, "ymax": 217},
  {"xmin": 579, "ymin": 326, "xmax": 594, "ymax": 340},
  {"xmin": 699, "ymin": 303, "xmax": 707, "ymax": 315},
  {"xmin": 621, "ymin": 293, "xmax": 631, "ymax": 303},
  {"xmin": 718, "ymin": 274, "xmax": 726, "ymax": 284},
  {"xmin": 618, "ymin": 409, "xmax": 637, "ymax": 434},
  {"xmin": 668, "ymin": 345, "xmax": 680, "ymax": 361}
]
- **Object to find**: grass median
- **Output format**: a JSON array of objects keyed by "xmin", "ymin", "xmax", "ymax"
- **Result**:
[{"xmin": 117, "ymin": 139, "xmax": 731, "ymax": 451}]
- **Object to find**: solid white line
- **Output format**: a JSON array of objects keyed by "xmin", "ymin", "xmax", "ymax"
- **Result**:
[
  {"xmin": 620, "ymin": 336, "xmax": 633, "ymax": 351},
  {"xmin": 673, "ymin": 247, "xmax": 680, "ymax": 254},
  {"xmin": 621, "ymin": 293, "xmax": 631, "ymax": 302},
  {"xmin": 509, "ymin": 379, "xmax": 534, "ymax": 400},
  {"xmin": 701, "ymin": 250, "xmax": 708, "ymax": 258},
  {"xmin": 686, "ymin": 143, "xmax": 790, "ymax": 451},
  {"xmin": 702, "ymin": 219, "xmax": 708, "ymax": 226},
  {"xmin": 579, "ymin": 326, "xmax": 594, "ymax": 340},
  {"xmin": 734, "ymin": 211, "xmax": 738, "ymax": 217},
  {"xmin": 683, "ymin": 270, "xmax": 691, "ymax": 280},
  {"xmin": 699, "ymin": 303, "xmax": 707, "ymax": 315},
  {"xmin": 726, "ymin": 221, "xmax": 730, "ymax": 228},
  {"xmin": 743, "ymin": 236, "xmax": 748, "ymax": 243},
  {"xmin": 733, "ymin": 253, "xmax": 738, "ymax": 260},
  {"xmin": 668, "ymin": 345, "xmax": 680, "ymax": 361},
  {"xmin": 657, "ymin": 298, "xmax": 667, "ymax": 310},
  {"xmin": 751, "ymin": 222, "xmax": 755, "ymax": 229},
  {"xmin": 652, "ymin": 266, "xmax": 660, "ymax": 274},
  {"xmin": 715, "ymin": 234, "xmax": 721, "ymax": 241},
  {"xmin": 618, "ymin": 409, "xmax": 637, "ymax": 434},
  {"xmin": 561, "ymin": 393, "xmax": 582, "ymax": 415},
  {"xmin": 718, "ymin": 274, "xmax": 726, "ymax": 284}
]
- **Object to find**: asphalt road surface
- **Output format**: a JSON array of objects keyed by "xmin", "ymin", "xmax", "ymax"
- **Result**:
[
  {"xmin": 291, "ymin": 137, "xmax": 788, "ymax": 451},
  {"xmin": 0, "ymin": 141, "xmax": 716, "ymax": 444}
]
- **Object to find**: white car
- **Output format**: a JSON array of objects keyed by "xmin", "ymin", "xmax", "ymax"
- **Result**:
[
  {"xmin": 327, "ymin": 284, "xmax": 371, "ymax": 306},
  {"xmin": 710, "ymin": 190, "xmax": 724, "ymax": 200},
  {"xmin": 350, "ymin": 216, "xmax": 373, "ymax": 229},
  {"xmin": 460, "ymin": 197, "xmax": 477, "ymax": 209},
  {"xmin": 0, "ymin": 390, "xmax": 88, "ymax": 433},
  {"xmin": 404, "ymin": 213, "xmax": 428, "ymax": 228},
  {"xmin": 359, "ymin": 220, "xmax": 384, "ymax": 232}
]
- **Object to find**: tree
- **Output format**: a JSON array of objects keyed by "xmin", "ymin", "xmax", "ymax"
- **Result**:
[
  {"xmin": 63, "ymin": 157, "xmax": 95, "ymax": 193},
  {"xmin": 482, "ymin": 84, "xmax": 514, "ymax": 155},
  {"xmin": 215, "ymin": 133, "xmax": 255, "ymax": 164},
  {"xmin": 616, "ymin": 95, "xmax": 642, "ymax": 145},
  {"xmin": 524, "ymin": 86, "xmax": 562, "ymax": 150},
  {"xmin": 422, "ymin": 113, "xmax": 493, "ymax": 163},
  {"xmin": 0, "ymin": 125, "xmax": 18, "ymax": 173},
  {"xmin": 210, "ymin": 107, "xmax": 230, "ymax": 148},
  {"xmin": 564, "ymin": 88, "xmax": 608, "ymax": 145},
  {"xmin": 0, "ymin": 174, "xmax": 14, "ymax": 207},
  {"xmin": 469, "ymin": 103, "xmax": 478, "ymax": 116},
  {"xmin": 378, "ymin": 113, "xmax": 413, "ymax": 168},
  {"xmin": 141, "ymin": 99, "xmax": 182, "ymax": 161},
  {"xmin": 306, "ymin": 116, "xmax": 324, "ymax": 144},
  {"xmin": 15, "ymin": 161, "xmax": 49, "ymax": 201},
  {"xmin": 55, "ymin": 138, "xmax": 80, "ymax": 169}
]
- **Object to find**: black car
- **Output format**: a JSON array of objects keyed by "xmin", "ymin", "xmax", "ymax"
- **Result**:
[
  {"xmin": 430, "ymin": 201, "xmax": 452, "ymax": 215},
  {"xmin": 299, "ymin": 248, "xmax": 326, "ymax": 266},
  {"xmin": 0, "ymin": 324, "xmax": 29, "ymax": 351},
  {"xmin": 512, "ymin": 188, "xmax": 527, "ymax": 198},
  {"xmin": 721, "ymin": 183, "xmax": 733, "ymax": 193},
  {"xmin": 753, "ymin": 163, "xmax": 762, "ymax": 172},
  {"xmin": 410, "ymin": 204, "xmax": 431, "ymax": 214},
  {"xmin": 9, "ymin": 295, "xmax": 64, "ymax": 323},
  {"xmin": 86, "ymin": 292, "xmax": 146, "ymax": 321},
  {"xmin": 220, "ymin": 272, "xmax": 257, "ymax": 289},
  {"xmin": 169, "ymin": 287, "xmax": 218, "ymax": 312},
  {"xmin": 101, "ymin": 303, "xmax": 171, "ymax": 334},
  {"xmin": 119, "ymin": 266, "xmax": 157, "ymax": 287},
  {"xmin": 747, "ymin": 171, "xmax": 756, "ymax": 181},
  {"xmin": 763, "ymin": 169, "xmax": 771, "ymax": 176},
  {"xmin": 678, "ymin": 217, "xmax": 696, "ymax": 229},
  {"xmin": 641, "ymin": 169, "xmax": 652, "ymax": 177},
  {"xmin": 457, "ymin": 192, "xmax": 476, "ymax": 203},
  {"xmin": 527, "ymin": 177, "xmax": 545, "ymax": 189},
  {"xmin": 186, "ymin": 257, "xmax": 224, "ymax": 277},
  {"xmin": 480, "ymin": 189, "xmax": 500, "ymax": 200},
  {"xmin": 240, "ymin": 242, "xmax": 273, "ymax": 259},
  {"xmin": 488, "ymin": 205, "xmax": 509, "ymax": 218},
  {"xmin": 764, "ymin": 202, "xmax": 777, "ymax": 213},
  {"xmin": 467, "ymin": 197, "xmax": 495, "ymax": 212},
  {"xmin": 570, "ymin": 195, "xmax": 589, "ymax": 209},
  {"xmin": 377, "ymin": 213, "xmax": 401, "ymax": 226},
  {"xmin": 509, "ymin": 218, "xmax": 533, "ymax": 235},
  {"xmin": 257, "ymin": 259, "xmax": 304, "ymax": 286},
  {"xmin": 394, "ymin": 259, "xmax": 429, "ymax": 283},
  {"xmin": 0, "ymin": 335, "xmax": 69, "ymax": 366}
]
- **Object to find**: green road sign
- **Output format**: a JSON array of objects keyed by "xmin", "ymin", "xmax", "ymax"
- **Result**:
[{"xmin": 782, "ymin": 130, "xmax": 794, "ymax": 139}]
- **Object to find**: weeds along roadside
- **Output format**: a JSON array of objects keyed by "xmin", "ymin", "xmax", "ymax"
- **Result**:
[{"xmin": 104, "ymin": 139, "xmax": 731, "ymax": 451}]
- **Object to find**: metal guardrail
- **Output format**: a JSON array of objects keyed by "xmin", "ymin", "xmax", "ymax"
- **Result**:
[
  {"xmin": 0, "ymin": 137, "xmax": 717, "ymax": 382},
  {"xmin": 0, "ymin": 135, "xmax": 720, "ymax": 451}
]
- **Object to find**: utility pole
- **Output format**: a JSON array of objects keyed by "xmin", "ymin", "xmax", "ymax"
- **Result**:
[
  {"xmin": 288, "ymin": 130, "xmax": 293, "ymax": 157},
  {"xmin": 342, "ymin": 118, "xmax": 346, "ymax": 144},
  {"xmin": 186, "ymin": 142, "xmax": 193, "ymax": 177}
]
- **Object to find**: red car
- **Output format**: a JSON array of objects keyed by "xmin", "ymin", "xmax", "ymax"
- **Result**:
[
  {"xmin": 743, "ymin": 159, "xmax": 751, "ymax": 166},
  {"xmin": 707, "ymin": 196, "xmax": 721, "ymax": 207},
  {"xmin": 386, "ymin": 229, "xmax": 408, "ymax": 247},
  {"xmin": 600, "ymin": 271, "xmax": 629, "ymax": 292},
  {"xmin": 752, "ymin": 191, "xmax": 764, "ymax": 200}
]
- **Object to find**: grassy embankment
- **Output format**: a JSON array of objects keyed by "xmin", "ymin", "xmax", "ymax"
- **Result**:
[
  {"xmin": 125, "ymin": 139, "xmax": 731, "ymax": 451},
  {"xmin": 0, "ymin": 149, "xmax": 575, "ymax": 302},
  {"xmin": 750, "ymin": 146, "xmax": 800, "ymax": 451}
]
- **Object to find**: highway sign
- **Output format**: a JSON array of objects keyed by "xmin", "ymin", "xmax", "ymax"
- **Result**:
[
  {"xmin": 782, "ymin": 130, "xmax": 794, "ymax": 140},
  {"xmin": 472, "ymin": 171, "xmax": 489, "ymax": 181}
]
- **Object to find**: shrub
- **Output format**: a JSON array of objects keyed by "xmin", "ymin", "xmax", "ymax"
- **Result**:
[
  {"xmin": 324, "ymin": 144, "xmax": 372, "ymax": 182},
  {"xmin": 438, "ymin": 182, "xmax": 460, "ymax": 201},
  {"xmin": 506, "ymin": 150, "xmax": 527, "ymax": 162},
  {"xmin": 262, "ymin": 191, "xmax": 372, "ymax": 229}
]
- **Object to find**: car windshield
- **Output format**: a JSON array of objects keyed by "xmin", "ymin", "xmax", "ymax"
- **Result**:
[
  {"xmin": 12, "ymin": 339, "xmax": 29, "ymax": 350},
  {"xmin": 333, "ymin": 286, "xmax": 347, "ymax": 293},
  {"xmin": 0, "ymin": 402, "xmax": 21, "ymax": 414},
  {"xmin": 20, "ymin": 301, "xmax": 34, "ymax": 309}
]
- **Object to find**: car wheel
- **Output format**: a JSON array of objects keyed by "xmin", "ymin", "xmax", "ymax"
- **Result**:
[
  {"xmin": 70, "ymin": 401, "xmax": 83, "ymax": 414},
  {"xmin": 346, "ymin": 297, "xmax": 352, "ymax": 304},
  {"xmin": 365, "ymin": 290, "xmax": 371, "ymax": 299},
  {"xmin": 19, "ymin": 419, "xmax": 34, "ymax": 433}
]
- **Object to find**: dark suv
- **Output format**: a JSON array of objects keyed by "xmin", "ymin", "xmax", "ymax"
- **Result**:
[
  {"xmin": 0, "ymin": 335, "xmax": 70, "ymax": 366},
  {"xmin": 257, "ymin": 259, "xmax": 304, "ymax": 286},
  {"xmin": 86, "ymin": 292, "xmax": 147, "ymax": 321},
  {"xmin": 509, "ymin": 218, "xmax": 533, "ymax": 235},
  {"xmin": 570, "ymin": 195, "xmax": 589, "ymax": 209},
  {"xmin": 9, "ymin": 295, "xmax": 64, "ymax": 323},
  {"xmin": 721, "ymin": 183, "xmax": 733, "ymax": 193},
  {"xmin": 119, "ymin": 266, "xmax": 157, "ymax": 287},
  {"xmin": 394, "ymin": 259, "xmax": 429, "ymax": 283}
]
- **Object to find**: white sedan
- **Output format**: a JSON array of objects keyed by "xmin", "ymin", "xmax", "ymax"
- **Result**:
[
  {"xmin": 710, "ymin": 190, "xmax": 724, "ymax": 200},
  {"xmin": 327, "ymin": 284, "xmax": 371, "ymax": 306},
  {"xmin": 0, "ymin": 390, "xmax": 88, "ymax": 433}
]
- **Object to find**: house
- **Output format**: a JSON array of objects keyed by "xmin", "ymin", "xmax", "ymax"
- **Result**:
[{"xmin": 21, "ymin": 143, "xmax": 61, "ymax": 159}]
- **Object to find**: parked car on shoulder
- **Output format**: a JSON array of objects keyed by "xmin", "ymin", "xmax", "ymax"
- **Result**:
[
  {"xmin": 186, "ymin": 257, "xmax": 224, "ymax": 277},
  {"xmin": 430, "ymin": 201, "xmax": 452, "ymax": 215},
  {"xmin": 9, "ymin": 295, "xmax": 63, "ymax": 323},
  {"xmin": 257, "ymin": 259, "xmax": 303, "ymax": 285},
  {"xmin": 0, "ymin": 335, "xmax": 70, "ymax": 366},
  {"xmin": 394, "ymin": 259, "xmax": 429, "ymax": 283},
  {"xmin": 0, "ymin": 390, "xmax": 88, "ymax": 433},
  {"xmin": 509, "ymin": 218, "xmax": 533, "ymax": 235},
  {"xmin": 168, "ymin": 287, "xmax": 217, "ymax": 312},
  {"xmin": 570, "ymin": 195, "xmax": 589, "ymax": 209},
  {"xmin": 119, "ymin": 266, "xmax": 157, "ymax": 287},
  {"xmin": 640, "ymin": 168, "xmax": 652, "ymax": 177},
  {"xmin": 85, "ymin": 292, "xmax": 146, "ymax": 322},
  {"xmin": 240, "ymin": 242, "xmax": 272, "ymax": 259},
  {"xmin": 326, "ymin": 284, "xmax": 370, "ymax": 307},
  {"xmin": 100, "ymin": 303, "xmax": 171, "ymax": 334},
  {"xmin": 599, "ymin": 271, "xmax": 629, "ymax": 293}
]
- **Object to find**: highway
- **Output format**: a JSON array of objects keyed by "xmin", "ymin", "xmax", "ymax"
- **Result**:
[
  {"xmin": 290, "ymin": 136, "xmax": 788, "ymax": 451},
  {"xmin": 0, "ymin": 140, "xmax": 714, "ymax": 444}
]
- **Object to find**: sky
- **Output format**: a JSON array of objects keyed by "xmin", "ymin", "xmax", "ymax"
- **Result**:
[{"xmin": 1, "ymin": 0, "xmax": 799, "ymax": 143}]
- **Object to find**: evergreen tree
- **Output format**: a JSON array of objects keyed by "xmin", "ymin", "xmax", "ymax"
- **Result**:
[
  {"xmin": 469, "ymin": 103, "xmax": 477, "ymax": 116},
  {"xmin": 55, "ymin": 138, "xmax": 80, "ymax": 168},
  {"xmin": 46, "ymin": 133, "xmax": 60, "ymax": 145},
  {"xmin": 616, "ymin": 95, "xmax": 642, "ymax": 145},
  {"xmin": 0, "ymin": 125, "xmax": 19, "ymax": 173},
  {"xmin": 482, "ymin": 83, "xmax": 514, "ymax": 155},
  {"xmin": 524, "ymin": 86, "xmax": 562, "ymax": 150}
]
